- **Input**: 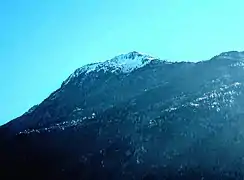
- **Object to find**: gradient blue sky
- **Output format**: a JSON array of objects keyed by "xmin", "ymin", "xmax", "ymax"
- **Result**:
[{"xmin": 1, "ymin": 0, "xmax": 244, "ymax": 125}]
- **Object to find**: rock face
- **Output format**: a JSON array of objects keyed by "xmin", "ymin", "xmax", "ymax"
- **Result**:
[{"xmin": 2, "ymin": 51, "xmax": 244, "ymax": 179}]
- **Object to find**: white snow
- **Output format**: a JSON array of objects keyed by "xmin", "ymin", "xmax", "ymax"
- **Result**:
[
  {"xmin": 230, "ymin": 61, "xmax": 244, "ymax": 67},
  {"xmin": 196, "ymin": 96, "xmax": 208, "ymax": 102},
  {"xmin": 63, "ymin": 51, "xmax": 161, "ymax": 85},
  {"xmin": 233, "ymin": 82, "xmax": 241, "ymax": 87},
  {"xmin": 103, "ymin": 52, "xmax": 154, "ymax": 73},
  {"xmin": 189, "ymin": 102, "xmax": 199, "ymax": 107},
  {"xmin": 164, "ymin": 107, "xmax": 177, "ymax": 112}
]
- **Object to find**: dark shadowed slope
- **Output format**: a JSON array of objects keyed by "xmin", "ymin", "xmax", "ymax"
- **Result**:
[{"xmin": 2, "ymin": 51, "xmax": 244, "ymax": 180}]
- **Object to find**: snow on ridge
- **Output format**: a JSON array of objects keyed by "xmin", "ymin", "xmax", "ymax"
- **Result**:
[
  {"xmin": 103, "ymin": 51, "xmax": 157, "ymax": 72},
  {"xmin": 63, "ymin": 62, "xmax": 101, "ymax": 85},
  {"xmin": 62, "ymin": 51, "xmax": 160, "ymax": 86}
]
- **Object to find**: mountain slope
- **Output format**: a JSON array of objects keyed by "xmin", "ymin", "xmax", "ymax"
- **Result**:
[{"xmin": 2, "ymin": 51, "xmax": 244, "ymax": 179}]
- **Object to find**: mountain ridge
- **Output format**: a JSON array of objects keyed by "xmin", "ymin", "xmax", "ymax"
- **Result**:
[
  {"xmin": 2, "ymin": 50, "xmax": 244, "ymax": 133},
  {"xmin": 2, "ymin": 50, "xmax": 244, "ymax": 179},
  {"xmin": 62, "ymin": 51, "xmax": 165, "ymax": 86}
]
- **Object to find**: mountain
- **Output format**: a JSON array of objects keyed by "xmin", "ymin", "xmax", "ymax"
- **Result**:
[{"xmin": 2, "ymin": 50, "xmax": 244, "ymax": 179}]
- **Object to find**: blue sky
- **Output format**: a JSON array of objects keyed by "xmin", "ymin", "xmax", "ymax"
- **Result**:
[{"xmin": 1, "ymin": 0, "xmax": 244, "ymax": 125}]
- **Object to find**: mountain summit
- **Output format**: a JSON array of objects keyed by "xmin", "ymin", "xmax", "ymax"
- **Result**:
[
  {"xmin": 62, "ymin": 51, "xmax": 159, "ymax": 86},
  {"xmin": 2, "ymin": 50, "xmax": 244, "ymax": 180}
]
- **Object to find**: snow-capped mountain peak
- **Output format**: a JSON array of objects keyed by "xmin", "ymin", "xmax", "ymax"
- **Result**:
[
  {"xmin": 107, "ymin": 51, "xmax": 157, "ymax": 70},
  {"xmin": 112, "ymin": 51, "xmax": 156, "ymax": 61},
  {"xmin": 63, "ymin": 51, "xmax": 158, "ymax": 86}
]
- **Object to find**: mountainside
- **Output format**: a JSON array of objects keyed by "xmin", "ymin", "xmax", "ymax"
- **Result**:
[{"xmin": 2, "ymin": 51, "xmax": 244, "ymax": 179}]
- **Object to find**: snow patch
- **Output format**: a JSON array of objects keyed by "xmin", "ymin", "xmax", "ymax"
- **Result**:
[
  {"xmin": 189, "ymin": 102, "xmax": 199, "ymax": 107},
  {"xmin": 62, "ymin": 51, "xmax": 162, "ymax": 86},
  {"xmin": 230, "ymin": 62, "xmax": 244, "ymax": 67},
  {"xmin": 164, "ymin": 107, "xmax": 177, "ymax": 112}
]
